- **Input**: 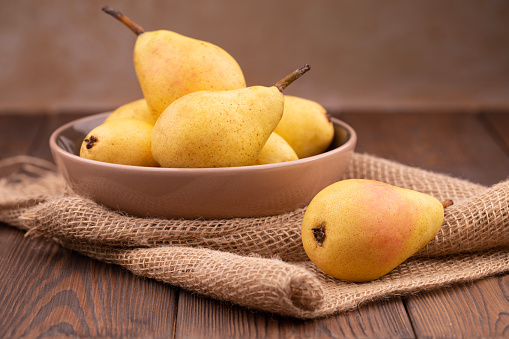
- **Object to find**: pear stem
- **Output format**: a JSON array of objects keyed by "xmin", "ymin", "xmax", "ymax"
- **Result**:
[
  {"xmin": 102, "ymin": 6, "xmax": 145, "ymax": 36},
  {"xmin": 275, "ymin": 64, "xmax": 311, "ymax": 92},
  {"xmin": 442, "ymin": 199, "xmax": 454, "ymax": 208}
]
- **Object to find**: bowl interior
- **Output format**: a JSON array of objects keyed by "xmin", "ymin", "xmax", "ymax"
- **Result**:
[{"xmin": 55, "ymin": 112, "xmax": 352, "ymax": 162}]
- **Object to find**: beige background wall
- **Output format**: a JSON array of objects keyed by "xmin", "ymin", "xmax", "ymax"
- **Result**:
[{"xmin": 1, "ymin": 0, "xmax": 509, "ymax": 114}]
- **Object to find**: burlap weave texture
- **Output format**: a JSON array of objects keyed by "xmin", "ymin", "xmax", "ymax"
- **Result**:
[{"xmin": 0, "ymin": 153, "xmax": 508, "ymax": 319}]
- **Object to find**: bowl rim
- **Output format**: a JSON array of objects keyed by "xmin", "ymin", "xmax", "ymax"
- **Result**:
[{"xmin": 50, "ymin": 112, "xmax": 357, "ymax": 173}]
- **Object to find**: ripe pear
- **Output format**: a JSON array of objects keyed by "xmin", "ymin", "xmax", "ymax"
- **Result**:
[
  {"xmin": 152, "ymin": 65, "xmax": 311, "ymax": 168},
  {"xmin": 102, "ymin": 7, "xmax": 246, "ymax": 120},
  {"xmin": 80, "ymin": 118, "xmax": 158, "ymax": 167},
  {"xmin": 301, "ymin": 179, "xmax": 453, "ymax": 282},
  {"xmin": 105, "ymin": 99, "xmax": 155, "ymax": 125},
  {"xmin": 254, "ymin": 132, "xmax": 299, "ymax": 165},
  {"xmin": 274, "ymin": 95, "xmax": 334, "ymax": 158}
]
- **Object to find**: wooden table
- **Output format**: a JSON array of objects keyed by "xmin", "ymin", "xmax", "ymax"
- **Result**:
[{"xmin": 1, "ymin": 111, "xmax": 508, "ymax": 338}]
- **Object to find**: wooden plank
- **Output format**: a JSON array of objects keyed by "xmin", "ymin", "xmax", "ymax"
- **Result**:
[
  {"xmin": 0, "ymin": 112, "xmax": 90, "ymax": 161},
  {"xmin": 405, "ymin": 275, "xmax": 509, "ymax": 338},
  {"xmin": 0, "ymin": 114, "xmax": 45, "ymax": 159},
  {"xmin": 28, "ymin": 112, "xmax": 92, "ymax": 161},
  {"xmin": 0, "ymin": 225, "xmax": 178, "ymax": 338},
  {"xmin": 0, "ymin": 113, "xmax": 179, "ymax": 338},
  {"xmin": 483, "ymin": 112, "xmax": 509, "ymax": 152},
  {"xmin": 175, "ymin": 290, "xmax": 415, "ymax": 338},
  {"xmin": 339, "ymin": 112, "xmax": 509, "ymax": 186}
]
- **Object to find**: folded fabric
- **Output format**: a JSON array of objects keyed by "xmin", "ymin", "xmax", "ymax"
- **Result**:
[{"xmin": 1, "ymin": 154, "xmax": 508, "ymax": 318}]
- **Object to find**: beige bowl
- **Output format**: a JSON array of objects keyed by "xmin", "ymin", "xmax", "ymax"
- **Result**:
[{"xmin": 50, "ymin": 112, "xmax": 356, "ymax": 219}]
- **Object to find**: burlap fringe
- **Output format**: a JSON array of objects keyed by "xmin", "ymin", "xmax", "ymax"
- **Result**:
[{"xmin": 1, "ymin": 153, "xmax": 508, "ymax": 319}]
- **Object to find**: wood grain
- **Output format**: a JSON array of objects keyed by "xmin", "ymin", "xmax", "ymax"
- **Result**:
[
  {"xmin": 339, "ymin": 112, "xmax": 509, "ymax": 186},
  {"xmin": 483, "ymin": 112, "xmax": 509, "ymax": 153},
  {"xmin": 405, "ymin": 276, "xmax": 509, "ymax": 338},
  {"xmin": 175, "ymin": 290, "xmax": 415, "ymax": 338},
  {"xmin": 0, "ymin": 225, "xmax": 178, "ymax": 338}
]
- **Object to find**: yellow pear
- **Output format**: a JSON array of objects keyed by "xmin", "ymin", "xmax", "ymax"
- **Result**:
[
  {"xmin": 254, "ymin": 132, "xmax": 298, "ymax": 165},
  {"xmin": 80, "ymin": 118, "xmax": 158, "ymax": 167},
  {"xmin": 301, "ymin": 179, "xmax": 453, "ymax": 282},
  {"xmin": 152, "ymin": 65, "xmax": 310, "ymax": 168},
  {"xmin": 102, "ymin": 7, "xmax": 246, "ymax": 120},
  {"xmin": 274, "ymin": 95, "xmax": 334, "ymax": 158},
  {"xmin": 105, "ymin": 99, "xmax": 155, "ymax": 125}
]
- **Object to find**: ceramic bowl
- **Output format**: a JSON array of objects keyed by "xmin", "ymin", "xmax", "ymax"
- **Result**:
[{"xmin": 49, "ymin": 112, "xmax": 356, "ymax": 219}]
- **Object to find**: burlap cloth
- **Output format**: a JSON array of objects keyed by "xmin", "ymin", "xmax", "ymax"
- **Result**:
[{"xmin": 0, "ymin": 154, "xmax": 508, "ymax": 319}]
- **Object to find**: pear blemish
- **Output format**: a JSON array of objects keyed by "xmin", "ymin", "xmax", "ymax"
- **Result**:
[
  {"xmin": 79, "ymin": 118, "xmax": 158, "ymax": 167},
  {"xmin": 84, "ymin": 135, "xmax": 98, "ymax": 149},
  {"xmin": 312, "ymin": 221, "xmax": 326, "ymax": 247}
]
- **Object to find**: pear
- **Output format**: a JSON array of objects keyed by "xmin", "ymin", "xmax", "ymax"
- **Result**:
[
  {"xmin": 274, "ymin": 95, "xmax": 334, "ymax": 159},
  {"xmin": 152, "ymin": 65, "xmax": 310, "ymax": 168},
  {"xmin": 102, "ymin": 7, "xmax": 246, "ymax": 120},
  {"xmin": 301, "ymin": 179, "xmax": 453, "ymax": 282},
  {"xmin": 105, "ymin": 99, "xmax": 155, "ymax": 125},
  {"xmin": 254, "ymin": 132, "xmax": 299, "ymax": 165},
  {"xmin": 80, "ymin": 118, "xmax": 158, "ymax": 167}
]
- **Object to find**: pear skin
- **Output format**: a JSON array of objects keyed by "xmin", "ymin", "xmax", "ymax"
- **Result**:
[
  {"xmin": 151, "ymin": 65, "xmax": 310, "ymax": 168},
  {"xmin": 135, "ymin": 30, "xmax": 246, "ymax": 119},
  {"xmin": 255, "ymin": 132, "xmax": 299, "ymax": 165},
  {"xmin": 152, "ymin": 86, "xmax": 284, "ymax": 168},
  {"xmin": 274, "ymin": 95, "xmax": 334, "ymax": 158},
  {"xmin": 80, "ymin": 118, "xmax": 158, "ymax": 167},
  {"xmin": 102, "ymin": 7, "xmax": 246, "ymax": 120},
  {"xmin": 105, "ymin": 99, "xmax": 155, "ymax": 125},
  {"xmin": 302, "ymin": 179, "xmax": 452, "ymax": 282}
]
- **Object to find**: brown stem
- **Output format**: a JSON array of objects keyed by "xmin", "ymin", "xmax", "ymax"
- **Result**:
[
  {"xmin": 102, "ymin": 6, "xmax": 145, "ymax": 36},
  {"xmin": 442, "ymin": 199, "xmax": 454, "ymax": 208},
  {"xmin": 275, "ymin": 64, "xmax": 311, "ymax": 92}
]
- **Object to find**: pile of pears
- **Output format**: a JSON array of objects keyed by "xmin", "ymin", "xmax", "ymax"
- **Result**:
[
  {"xmin": 80, "ymin": 7, "xmax": 334, "ymax": 168},
  {"xmin": 79, "ymin": 7, "xmax": 453, "ymax": 285}
]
